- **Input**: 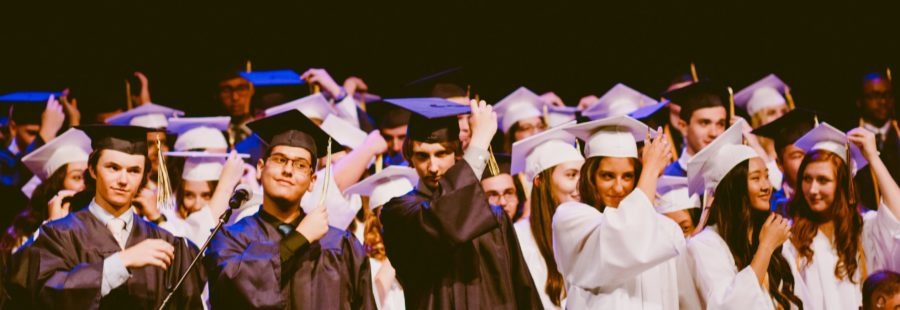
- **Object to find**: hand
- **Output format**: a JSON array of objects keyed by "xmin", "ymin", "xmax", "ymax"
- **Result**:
[
  {"xmin": 640, "ymin": 127, "xmax": 672, "ymax": 177},
  {"xmin": 133, "ymin": 188, "xmax": 161, "ymax": 221},
  {"xmin": 39, "ymin": 94, "xmax": 66, "ymax": 143},
  {"xmin": 241, "ymin": 163, "xmax": 260, "ymax": 191},
  {"xmin": 301, "ymin": 68, "xmax": 343, "ymax": 100},
  {"xmin": 363, "ymin": 130, "xmax": 388, "ymax": 156},
  {"xmin": 119, "ymin": 239, "xmax": 175, "ymax": 270},
  {"xmin": 577, "ymin": 95, "xmax": 599, "ymax": 111},
  {"xmin": 47, "ymin": 190, "xmax": 77, "ymax": 221},
  {"xmin": 539, "ymin": 92, "xmax": 565, "ymax": 107},
  {"xmin": 343, "ymin": 76, "xmax": 369, "ymax": 96},
  {"xmin": 134, "ymin": 72, "xmax": 151, "ymax": 105},
  {"xmin": 296, "ymin": 205, "xmax": 329, "ymax": 242},
  {"xmin": 848, "ymin": 127, "xmax": 879, "ymax": 160},
  {"xmin": 467, "ymin": 99, "xmax": 498, "ymax": 150},
  {"xmin": 758, "ymin": 213, "xmax": 791, "ymax": 251},
  {"xmin": 219, "ymin": 151, "xmax": 245, "ymax": 189},
  {"xmin": 59, "ymin": 89, "xmax": 81, "ymax": 127}
]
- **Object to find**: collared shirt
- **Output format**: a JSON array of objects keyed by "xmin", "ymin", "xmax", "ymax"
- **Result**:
[
  {"xmin": 677, "ymin": 147, "xmax": 693, "ymax": 172},
  {"xmin": 88, "ymin": 199, "xmax": 136, "ymax": 297},
  {"xmin": 257, "ymin": 209, "xmax": 308, "ymax": 263},
  {"xmin": 862, "ymin": 120, "xmax": 893, "ymax": 137}
]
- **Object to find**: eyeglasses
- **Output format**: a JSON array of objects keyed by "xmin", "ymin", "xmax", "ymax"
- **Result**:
[
  {"xmin": 267, "ymin": 155, "xmax": 312, "ymax": 173},
  {"xmin": 486, "ymin": 189, "xmax": 517, "ymax": 206}
]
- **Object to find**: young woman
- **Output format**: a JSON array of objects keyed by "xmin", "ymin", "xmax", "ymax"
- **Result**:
[
  {"xmin": 510, "ymin": 123, "xmax": 585, "ymax": 309},
  {"xmin": 783, "ymin": 124, "xmax": 900, "ymax": 310},
  {"xmin": 686, "ymin": 121, "xmax": 803, "ymax": 309},
  {"xmin": 553, "ymin": 115, "xmax": 682, "ymax": 308}
]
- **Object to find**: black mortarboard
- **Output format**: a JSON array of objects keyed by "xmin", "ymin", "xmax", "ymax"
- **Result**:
[
  {"xmin": 401, "ymin": 67, "xmax": 471, "ymax": 99},
  {"xmin": 384, "ymin": 98, "xmax": 470, "ymax": 143},
  {"xmin": 366, "ymin": 100, "xmax": 411, "ymax": 129},
  {"xmin": 661, "ymin": 81, "xmax": 728, "ymax": 120},
  {"xmin": 752, "ymin": 108, "xmax": 819, "ymax": 153},
  {"xmin": 246, "ymin": 109, "xmax": 343, "ymax": 158},
  {"xmin": 78, "ymin": 125, "xmax": 152, "ymax": 156}
]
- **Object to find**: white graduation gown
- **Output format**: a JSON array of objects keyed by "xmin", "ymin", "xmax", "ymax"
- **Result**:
[
  {"xmin": 688, "ymin": 225, "xmax": 781, "ymax": 309},
  {"xmin": 369, "ymin": 258, "xmax": 406, "ymax": 310},
  {"xmin": 514, "ymin": 218, "xmax": 565, "ymax": 310},
  {"xmin": 158, "ymin": 207, "xmax": 217, "ymax": 247},
  {"xmin": 552, "ymin": 190, "xmax": 685, "ymax": 309},
  {"xmin": 783, "ymin": 204, "xmax": 900, "ymax": 310}
]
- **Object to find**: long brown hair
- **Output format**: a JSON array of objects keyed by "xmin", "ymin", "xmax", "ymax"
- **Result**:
[
  {"xmin": 708, "ymin": 160, "xmax": 803, "ymax": 309},
  {"xmin": 529, "ymin": 167, "xmax": 566, "ymax": 306},
  {"xmin": 578, "ymin": 156, "xmax": 642, "ymax": 212},
  {"xmin": 789, "ymin": 150, "xmax": 863, "ymax": 283},
  {"xmin": 364, "ymin": 200, "xmax": 388, "ymax": 261}
]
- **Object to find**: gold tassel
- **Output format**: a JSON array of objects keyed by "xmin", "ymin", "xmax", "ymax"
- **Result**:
[
  {"xmin": 375, "ymin": 154, "xmax": 383, "ymax": 173},
  {"xmin": 318, "ymin": 138, "xmax": 333, "ymax": 207},
  {"xmin": 125, "ymin": 80, "xmax": 133, "ymax": 110},
  {"xmin": 784, "ymin": 86, "xmax": 796, "ymax": 110},
  {"xmin": 814, "ymin": 113, "xmax": 820, "ymax": 127},
  {"xmin": 245, "ymin": 60, "xmax": 252, "ymax": 73},
  {"xmin": 887, "ymin": 67, "xmax": 892, "ymax": 82},
  {"xmin": 542, "ymin": 104, "xmax": 550, "ymax": 127},
  {"xmin": 155, "ymin": 139, "xmax": 175, "ymax": 212},
  {"xmin": 690, "ymin": 62, "xmax": 699, "ymax": 83},
  {"xmin": 663, "ymin": 125, "xmax": 679, "ymax": 162},
  {"xmin": 727, "ymin": 86, "xmax": 735, "ymax": 122}
]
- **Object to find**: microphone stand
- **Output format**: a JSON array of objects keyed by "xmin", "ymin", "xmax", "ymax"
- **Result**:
[{"xmin": 158, "ymin": 194, "xmax": 246, "ymax": 309}]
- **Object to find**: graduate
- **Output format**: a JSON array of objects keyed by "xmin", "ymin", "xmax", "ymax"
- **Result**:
[
  {"xmin": 11, "ymin": 124, "xmax": 206, "ymax": 309},
  {"xmin": 510, "ymin": 122, "xmax": 585, "ymax": 309},
  {"xmin": 853, "ymin": 70, "xmax": 900, "ymax": 211},
  {"xmin": 344, "ymin": 166, "xmax": 419, "ymax": 310},
  {"xmin": 554, "ymin": 115, "xmax": 683, "ymax": 309},
  {"xmin": 783, "ymin": 123, "xmax": 900, "ymax": 310},
  {"xmin": 493, "ymin": 87, "xmax": 549, "ymax": 152},
  {"xmin": 205, "ymin": 109, "xmax": 375, "ymax": 309},
  {"xmin": 661, "ymin": 81, "xmax": 729, "ymax": 177},
  {"xmin": 379, "ymin": 98, "xmax": 541, "ymax": 309},
  {"xmin": 751, "ymin": 108, "xmax": 819, "ymax": 215},
  {"xmin": 686, "ymin": 120, "xmax": 803, "ymax": 309},
  {"xmin": 367, "ymin": 100, "xmax": 412, "ymax": 168}
]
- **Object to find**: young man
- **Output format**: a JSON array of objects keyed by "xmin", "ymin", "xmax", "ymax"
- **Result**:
[
  {"xmin": 379, "ymin": 98, "xmax": 541, "ymax": 309},
  {"xmin": 661, "ymin": 81, "xmax": 729, "ymax": 176},
  {"xmin": 205, "ymin": 109, "xmax": 375, "ymax": 309},
  {"xmin": 479, "ymin": 153, "xmax": 524, "ymax": 222},
  {"xmin": 367, "ymin": 100, "xmax": 412, "ymax": 168},
  {"xmin": 751, "ymin": 108, "xmax": 818, "ymax": 215},
  {"xmin": 11, "ymin": 125, "xmax": 206, "ymax": 309},
  {"xmin": 855, "ymin": 70, "xmax": 900, "ymax": 210}
]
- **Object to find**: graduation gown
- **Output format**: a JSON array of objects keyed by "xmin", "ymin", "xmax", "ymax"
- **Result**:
[
  {"xmin": 11, "ymin": 208, "xmax": 206, "ymax": 309},
  {"xmin": 783, "ymin": 204, "xmax": 900, "ymax": 310},
  {"xmin": 855, "ymin": 125, "xmax": 900, "ymax": 211},
  {"xmin": 205, "ymin": 209, "xmax": 376, "ymax": 309},
  {"xmin": 513, "ymin": 219, "xmax": 565, "ymax": 309},
  {"xmin": 552, "ymin": 190, "xmax": 685, "ymax": 309},
  {"xmin": 380, "ymin": 161, "xmax": 541, "ymax": 309},
  {"xmin": 688, "ymin": 226, "xmax": 783, "ymax": 309}
]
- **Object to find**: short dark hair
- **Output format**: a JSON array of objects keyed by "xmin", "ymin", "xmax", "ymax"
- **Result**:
[
  {"xmin": 678, "ymin": 93, "xmax": 725, "ymax": 123},
  {"xmin": 863, "ymin": 270, "xmax": 900, "ymax": 310}
]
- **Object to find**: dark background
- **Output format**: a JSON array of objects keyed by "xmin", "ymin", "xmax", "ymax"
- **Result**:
[{"xmin": 1, "ymin": 0, "xmax": 897, "ymax": 128}]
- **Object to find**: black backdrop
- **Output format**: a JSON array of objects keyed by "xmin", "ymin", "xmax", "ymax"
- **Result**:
[{"xmin": 1, "ymin": 0, "xmax": 898, "ymax": 128}]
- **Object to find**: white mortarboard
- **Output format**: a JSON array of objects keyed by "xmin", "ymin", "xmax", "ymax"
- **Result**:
[
  {"xmin": 734, "ymin": 74, "xmax": 788, "ymax": 116},
  {"xmin": 164, "ymin": 152, "xmax": 250, "ymax": 181},
  {"xmin": 793, "ymin": 122, "xmax": 867, "ymax": 174},
  {"xmin": 582, "ymin": 83, "xmax": 658, "ymax": 120},
  {"xmin": 344, "ymin": 166, "xmax": 419, "ymax": 210},
  {"xmin": 265, "ymin": 93, "xmax": 336, "ymax": 121},
  {"xmin": 511, "ymin": 121, "xmax": 584, "ymax": 181},
  {"xmin": 686, "ymin": 119, "xmax": 758, "ymax": 197},
  {"xmin": 493, "ymin": 87, "xmax": 545, "ymax": 133},
  {"xmin": 167, "ymin": 116, "xmax": 230, "ymax": 151},
  {"xmin": 564, "ymin": 115, "xmax": 657, "ymax": 159},
  {"xmin": 655, "ymin": 176, "xmax": 699, "ymax": 214},
  {"xmin": 319, "ymin": 114, "xmax": 368, "ymax": 150},
  {"xmin": 104, "ymin": 103, "xmax": 184, "ymax": 129},
  {"xmin": 546, "ymin": 106, "xmax": 578, "ymax": 128},
  {"xmin": 22, "ymin": 128, "xmax": 92, "ymax": 180}
]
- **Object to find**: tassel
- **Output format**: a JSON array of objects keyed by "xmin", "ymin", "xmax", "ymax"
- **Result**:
[
  {"xmin": 155, "ymin": 139, "xmax": 176, "ymax": 212},
  {"xmin": 784, "ymin": 86, "xmax": 796, "ymax": 110},
  {"xmin": 318, "ymin": 138, "xmax": 333, "ymax": 207},
  {"xmin": 690, "ymin": 62, "xmax": 699, "ymax": 83}
]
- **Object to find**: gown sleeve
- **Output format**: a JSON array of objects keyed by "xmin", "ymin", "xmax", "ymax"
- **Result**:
[
  {"xmin": 687, "ymin": 229, "xmax": 771, "ymax": 309},
  {"xmin": 552, "ymin": 190, "xmax": 685, "ymax": 290},
  {"xmin": 31, "ymin": 225, "xmax": 106, "ymax": 309},
  {"xmin": 862, "ymin": 203, "xmax": 900, "ymax": 274}
]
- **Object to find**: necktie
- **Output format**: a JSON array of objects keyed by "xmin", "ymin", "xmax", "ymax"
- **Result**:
[
  {"xmin": 107, "ymin": 218, "xmax": 127, "ymax": 249},
  {"xmin": 277, "ymin": 224, "xmax": 293, "ymax": 237},
  {"xmin": 876, "ymin": 132, "xmax": 885, "ymax": 151}
]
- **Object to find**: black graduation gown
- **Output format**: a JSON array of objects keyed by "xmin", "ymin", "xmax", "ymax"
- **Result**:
[
  {"xmin": 855, "ymin": 125, "xmax": 900, "ymax": 210},
  {"xmin": 205, "ymin": 210, "xmax": 375, "ymax": 309},
  {"xmin": 380, "ymin": 161, "xmax": 541, "ymax": 309},
  {"xmin": 9, "ymin": 208, "xmax": 205, "ymax": 309}
]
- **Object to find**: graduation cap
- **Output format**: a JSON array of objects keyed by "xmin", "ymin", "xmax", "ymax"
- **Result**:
[
  {"xmin": 384, "ymin": 97, "xmax": 471, "ymax": 143},
  {"xmin": 22, "ymin": 128, "xmax": 92, "ymax": 180},
  {"xmin": 582, "ymin": 83, "xmax": 658, "ymax": 121},
  {"xmin": 167, "ymin": 117, "xmax": 230, "ymax": 152},
  {"xmin": 655, "ymin": 176, "xmax": 699, "ymax": 214},
  {"xmin": 344, "ymin": 166, "xmax": 419, "ymax": 210},
  {"xmin": 164, "ymin": 151, "xmax": 248, "ymax": 181},
  {"xmin": 366, "ymin": 100, "xmax": 411, "ymax": 129},
  {"xmin": 401, "ymin": 67, "xmax": 470, "ymax": 99},
  {"xmin": 320, "ymin": 114, "xmax": 368, "ymax": 150},
  {"xmin": 686, "ymin": 119, "xmax": 757, "ymax": 197},
  {"xmin": 104, "ymin": 103, "xmax": 184, "ymax": 129},
  {"xmin": 546, "ymin": 105, "xmax": 578, "ymax": 128},
  {"xmin": 661, "ymin": 81, "xmax": 728, "ymax": 119},
  {"xmin": 239, "ymin": 69, "xmax": 305, "ymax": 87},
  {"xmin": 247, "ymin": 109, "xmax": 343, "ymax": 158},
  {"xmin": 751, "ymin": 108, "xmax": 818, "ymax": 153},
  {"xmin": 0, "ymin": 91, "xmax": 61, "ymax": 125},
  {"xmin": 265, "ymin": 93, "xmax": 337, "ymax": 122},
  {"xmin": 793, "ymin": 122, "xmax": 867, "ymax": 174},
  {"xmin": 78, "ymin": 125, "xmax": 153, "ymax": 156},
  {"xmin": 565, "ymin": 115, "xmax": 657, "ymax": 159},
  {"xmin": 734, "ymin": 74, "xmax": 788, "ymax": 116},
  {"xmin": 512, "ymin": 122, "xmax": 584, "ymax": 181},
  {"xmin": 493, "ymin": 87, "xmax": 545, "ymax": 133}
]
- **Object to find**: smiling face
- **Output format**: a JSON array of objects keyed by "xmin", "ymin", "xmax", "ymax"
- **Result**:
[
  {"xmin": 181, "ymin": 180, "xmax": 213, "ymax": 214},
  {"xmin": 801, "ymin": 160, "xmax": 838, "ymax": 214},
  {"xmin": 257, "ymin": 145, "xmax": 316, "ymax": 207},
  {"xmin": 91, "ymin": 150, "xmax": 146, "ymax": 210},
  {"xmin": 746, "ymin": 157, "xmax": 773, "ymax": 211},
  {"xmin": 681, "ymin": 106, "xmax": 727, "ymax": 155},
  {"xmin": 594, "ymin": 157, "xmax": 636, "ymax": 208}
]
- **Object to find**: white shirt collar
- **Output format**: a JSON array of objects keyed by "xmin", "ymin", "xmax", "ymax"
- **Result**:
[
  {"xmin": 862, "ymin": 120, "xmax": 892, "ymax": 136},
  {"xmin": 677, "ymin": 147, "xmax": 692, "ymax": 171},
  {"xmin": 7, "ymin": 137, "xmax": 20, "ymax": 155},
  {"xmin": 88, "ymin": 199, "xmax": 135, "ymax": 230}
]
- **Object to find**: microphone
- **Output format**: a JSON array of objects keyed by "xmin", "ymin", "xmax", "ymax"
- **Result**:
[{"xmin": 229, "ymin": 184, "xmax": 252, "ymax": 209}]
